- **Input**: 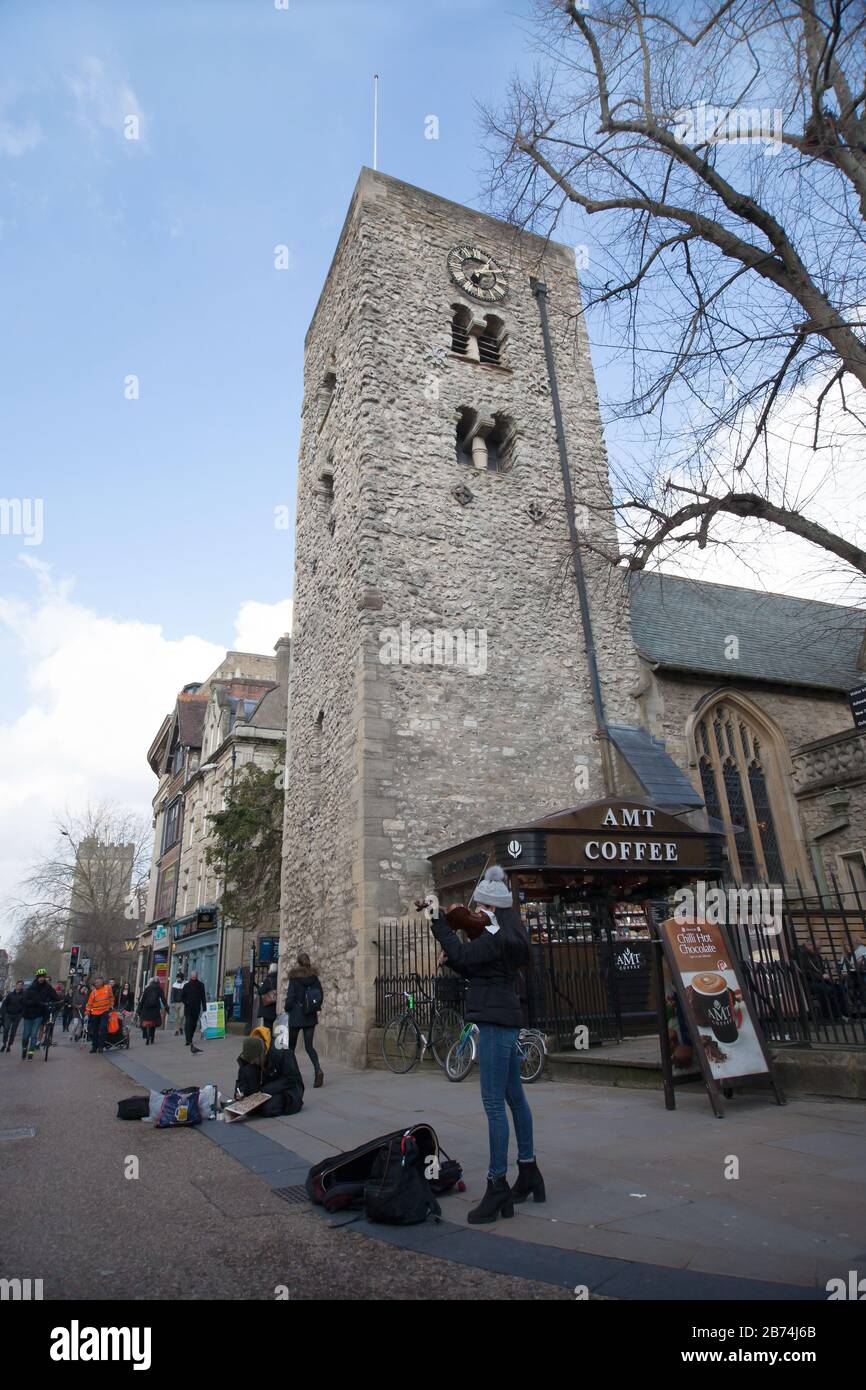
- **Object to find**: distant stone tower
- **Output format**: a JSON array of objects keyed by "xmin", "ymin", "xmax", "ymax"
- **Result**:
[{"xmin": 281, "ymin": 169, "xmax": 640, "ymax": 1063}]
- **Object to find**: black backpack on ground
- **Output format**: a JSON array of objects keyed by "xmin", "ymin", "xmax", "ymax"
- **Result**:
[
  {"xmin": 117, "ymin": 1096, "xmax": 150, "ymax": 1121},
  {"xmin": 364, "ymin": 1132, "xmax": 441, "ymax": 1226}
]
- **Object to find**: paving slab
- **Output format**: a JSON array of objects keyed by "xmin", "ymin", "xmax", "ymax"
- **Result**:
[{"xmin": 104, "ymin": 1030, "xmax": 865, "ymax": 1294}]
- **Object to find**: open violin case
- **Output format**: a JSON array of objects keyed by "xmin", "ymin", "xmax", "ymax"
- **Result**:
[{"xmin": 305, "ymin": 1124, "xmax": 463, "ymax": 1212}]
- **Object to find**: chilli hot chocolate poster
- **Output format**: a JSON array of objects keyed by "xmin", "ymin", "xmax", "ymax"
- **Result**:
[{"xmin": 658, "ymin": 918, "xmax": 770, "ymax": 1083}]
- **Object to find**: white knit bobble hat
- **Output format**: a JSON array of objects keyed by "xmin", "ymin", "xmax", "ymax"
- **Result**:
[{"xmin": 472, "ymin": 865, "xmax": 512, "ymax": 909}]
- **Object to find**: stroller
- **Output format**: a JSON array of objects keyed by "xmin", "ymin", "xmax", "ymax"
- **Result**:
[{"xmin": 101, "ymin": 1009, "xmax": 131, "ymax": 1051}]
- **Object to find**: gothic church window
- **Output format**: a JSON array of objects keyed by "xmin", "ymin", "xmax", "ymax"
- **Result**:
[{"xmin": 694, "ymin": 698, "xmax": 788, "ymax": 884}]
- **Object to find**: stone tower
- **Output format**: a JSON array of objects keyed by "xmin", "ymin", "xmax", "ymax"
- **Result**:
[{"xmin": 281, "ymin": 169, "xmax": 640, "ymax": 1064}]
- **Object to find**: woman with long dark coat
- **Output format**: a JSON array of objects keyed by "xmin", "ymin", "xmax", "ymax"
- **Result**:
[
  {"xmin": 430, "ymin": 866, "xmax": 544, "ymax": 1224},
  {"xmin": 137, "ymin": 977, "xmax": 168, "ymax": 1045},
  {"xmin": 284, "ymin": 953, "xmax": 324, "ymax": 1088}
]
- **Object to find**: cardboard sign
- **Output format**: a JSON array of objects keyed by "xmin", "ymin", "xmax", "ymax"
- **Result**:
[
  {"xmin": 656, "ymin": 917, "xmax": 782, "ymax": 1115},
  {"xmin": 223, "ymin": 1092, "xmax": 270, "ymax": 1123}
]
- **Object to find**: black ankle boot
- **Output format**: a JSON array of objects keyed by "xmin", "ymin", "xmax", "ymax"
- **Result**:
[
  {"xmin": 511, "ymin": 1158, "xmax": 546, "ymax": 1204},
  {"xmin": 467, "ymin": 1176, "xmax": 514, "ymax": 1224}
]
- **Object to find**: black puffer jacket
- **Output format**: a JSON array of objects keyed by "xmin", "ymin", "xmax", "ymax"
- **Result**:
[
  {"xmin": 23, "ymin": 980, "xmax": 57, "ymax": 1020},
  {"xmin": 1, "ymin": 990, "xmax": 25, "ymax": 1020},
  {"xmin": 431, "ymin": 908, "xmax": 528, "ymax": 1027},
  {"xmin": 284, "ymin": 969, "xmax": 322, "ymax": 1027}
]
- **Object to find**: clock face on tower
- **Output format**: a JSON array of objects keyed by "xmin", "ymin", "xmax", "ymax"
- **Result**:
[{"xmin": 447, "ymin": 244, "xmax": 508, "ymax": 303}]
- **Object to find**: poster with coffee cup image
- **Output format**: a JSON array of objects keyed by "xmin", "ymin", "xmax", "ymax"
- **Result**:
[{"xmin": 657, "ymin": 917, "xmax": 783, "ymax": 1113}]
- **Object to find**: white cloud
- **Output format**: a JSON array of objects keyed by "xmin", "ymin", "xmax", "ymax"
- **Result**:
[
  {"xmin": 233, "ymin": 599, "xmax": 293, "ymax": 654},
  {"xmin": 0, "ymin": 82, "xmax": 43, "ymax": 157},
  {"xmin": 67, "ymin": 56, "xmax": 146, "ymax": 148},
  {"xmin": 0, "ymin": 117, "xmax": 41, "ymax": 157},
  {"xmin": 0, "ymin": 562, "xmax": 291, "ymax": 947}
]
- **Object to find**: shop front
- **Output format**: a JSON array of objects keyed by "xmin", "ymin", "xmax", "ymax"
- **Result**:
[
  {"xmin": 171, "ymin": 909, "xmax": 219, "ymax": 1000},
  {"xmin": 429, "ymin": 797, "xmax": 724, "ymax": 1047}
]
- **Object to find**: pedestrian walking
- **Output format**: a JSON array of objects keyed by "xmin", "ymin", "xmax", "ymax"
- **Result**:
[
  {"xmin": 0, "ymin": 981, "xmax": 25, "ymax": 1053},
  {"xmin": 21, "ymin": 969, "xmax": 56, "ymax": 1060},
  {"xmin": 170, "ymin": 971, "xmax": 185, "ymax": 1035},
  {"xmin": 60, "ymin": 987, "xmax": 74, "ymax": 1032},
  {"xmin": 257, "ymin": 965, "xmax": 279, "ymax": 1030},
  {"xmin": 430, "ymin": 866, "xmax": 543, "ymax": 1224},
  {"xmin": 118, "ymin": 983, "xmax": 134, "ymax": 1015},
  {"xmin": 181, "ymin": 972, "xmax": 207, "ymax": 1055},
  {"xmin": 284, "ymin": 953, "xmax": 324, "ymax": 1088},
  {"xmin": 84, "ymin": 976, "xmax": 115, "ymax": 1054},
  {"xmin": 137, "ymin": 977, "xmax": 168, "ymax": 1045}
]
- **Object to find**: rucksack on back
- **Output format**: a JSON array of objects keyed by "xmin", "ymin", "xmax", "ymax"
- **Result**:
[{"xmin": 303, "ymin": 982, "xmax": 323, "ymax": 1013}]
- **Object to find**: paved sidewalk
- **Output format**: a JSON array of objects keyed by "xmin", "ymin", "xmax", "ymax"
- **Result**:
[{"xmin": 113, "ymin": 1028, "xmax": 866, "ymax": 1295}]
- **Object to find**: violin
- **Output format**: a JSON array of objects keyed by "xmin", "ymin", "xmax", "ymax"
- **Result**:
[
  {"xmin": 443, "ymin": 904, "xmax": 491, "ymax": 940},
  {"xmin": 413, "ymin": 899, "xmax": 490, "ymax": 940}
]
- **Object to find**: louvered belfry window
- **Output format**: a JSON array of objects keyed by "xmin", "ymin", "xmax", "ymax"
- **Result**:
[{"xmin": 696, "ymin": 702, "xmax": 786, "ymax": 884}]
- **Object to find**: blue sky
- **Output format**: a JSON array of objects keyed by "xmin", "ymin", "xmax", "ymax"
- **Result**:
[
  {"xmin": 2, "ymin": 0, "xmax": 541, "ymax": 657},
  {"xmin": 0, "ymin": 0, "xmax": 554, "ymax": 938}
]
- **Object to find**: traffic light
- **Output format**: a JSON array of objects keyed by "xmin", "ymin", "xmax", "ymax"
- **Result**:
[{"xmin": 69, "ymin": 945, "xmax": 80, "ymax": 974}]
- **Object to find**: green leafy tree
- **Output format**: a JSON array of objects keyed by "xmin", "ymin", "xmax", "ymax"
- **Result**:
[{"xmin": 205, "ymin": 745, "xmax": 285, "ymax": 942}]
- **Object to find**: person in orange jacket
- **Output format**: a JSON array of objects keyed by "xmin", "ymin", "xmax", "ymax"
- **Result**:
[{"xmin": 85, "ymin": 977, "xmax": 115, "ymax": 1054}]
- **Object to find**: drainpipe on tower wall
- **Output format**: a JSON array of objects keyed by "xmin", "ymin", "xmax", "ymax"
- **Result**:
[{"xmin": 531, "ymin": 277, "xmax": 615, "ymax": 796}]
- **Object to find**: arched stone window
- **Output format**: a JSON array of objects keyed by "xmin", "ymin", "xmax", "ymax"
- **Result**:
[
  {"xmin": 451, "ymin": 305, "xmax": 472, "ymax": 355},
  {"xmin": 478, "ymin": 314, "xmax": 506, "ymax": 366},
  {"xmin": 450, "ymin": 307, "xmax": 508, "ymax": 366},
  {"xmin": 455, "ymin": 407, "xmax": 516, "ymax": 472},
  {"xmin": 689, "ymin": 694, "xmax": 803, "ymax": 885}
]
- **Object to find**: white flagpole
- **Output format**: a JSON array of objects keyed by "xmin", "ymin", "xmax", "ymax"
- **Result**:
[{"xmin": 373, "ymin": 74, "xmax": 379, "ymax": 170}]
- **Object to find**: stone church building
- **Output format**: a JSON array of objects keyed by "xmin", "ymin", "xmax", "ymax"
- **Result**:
[{"xmin": 280, "ymin": 168, "xmax": 865, "ymax": 1065}]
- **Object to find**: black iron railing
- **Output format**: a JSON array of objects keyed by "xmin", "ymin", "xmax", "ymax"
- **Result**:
[
  {"xmin": 373, "ymin": 916, "xmax": 465, "ymax": 1028},
  {"xmin": 727, "ymin": 875, "xmax": 866, "ymax": 1048}
]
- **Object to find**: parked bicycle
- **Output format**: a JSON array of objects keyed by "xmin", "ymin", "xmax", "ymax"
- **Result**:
[
  {"xmin": 381, "ymin": 974, "xmax": 463, "ymax": 1074},
  {"xmin": 445, "ymin": 1023, "xmax": 548, "ymax": 1083}
]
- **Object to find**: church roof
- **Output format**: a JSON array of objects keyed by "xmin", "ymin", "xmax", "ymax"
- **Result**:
[{"xmin": 628, "ymin": 573, "xmax": 864, "ymax": 692}]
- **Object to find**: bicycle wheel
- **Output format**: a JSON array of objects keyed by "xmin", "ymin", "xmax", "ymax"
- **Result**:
[
  {"xmin": 430, "ymin": 1007, "xmax": 463, "ymax": 1067},
  {"xmin": 43, "ymin": 1024, "xmax": 54, "ymax": 1061},
  {"xmin": 382, "ymin": 1015, "xmax": 421, "ymax": 1074},
  {"xmin": 445, "ymin": 1035, "xmax": 475, "ymax": 1082},
  {"xmin": 519, "ymin": 1037, "xmax": 545, "ymax": 1083}
]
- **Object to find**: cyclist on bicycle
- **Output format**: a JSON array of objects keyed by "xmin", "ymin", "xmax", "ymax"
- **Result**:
[
  {"xmin": 430, "ymin": 866, "xmax": 545, "ymax": 1223},
  {"xmin": 20, "ymin": 968, "xmax": 56, "ymax": 1060}
]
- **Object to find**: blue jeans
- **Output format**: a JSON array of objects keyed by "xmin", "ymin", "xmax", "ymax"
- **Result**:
[
  {"xmin": 476, "ymin": 1023, "xmax": 534, "ymax": 1179},
  {"xmin": 21, "ymin": 1016, "xmax": 42, "ymax": 1053}
]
